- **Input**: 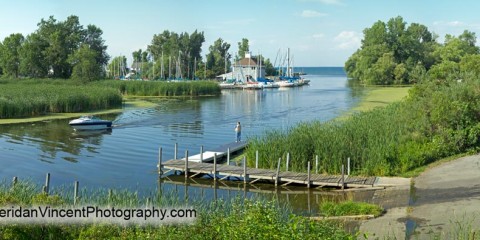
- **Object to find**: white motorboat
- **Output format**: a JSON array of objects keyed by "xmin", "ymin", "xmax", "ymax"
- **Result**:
[{"xmin": 69, "ymin": 116, "xmax": 113, "ymax": 131}]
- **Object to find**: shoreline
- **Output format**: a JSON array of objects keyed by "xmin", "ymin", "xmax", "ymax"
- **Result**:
[{"xmin": 0, "ymin": 98, "xmax": 156, "ymax": 125}]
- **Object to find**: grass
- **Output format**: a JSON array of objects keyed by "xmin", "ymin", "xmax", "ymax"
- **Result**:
[
  {"xmin": 320, "ymin": 201, "xmax": 384, "ymax": 217},
  {"xmin": 245, "ymin": 78, "xmax": 480, "ymax": 177},
  {"xmin": 0, "ymin": 180, "xmax": 355, "ymax": 239},
  {"xmin": 0, "ymin": 79, "xmax": 221, "ymax": 120},
  {"xmin": 351, "ymin": 86, "xmax": 411, "ymax": 113}
]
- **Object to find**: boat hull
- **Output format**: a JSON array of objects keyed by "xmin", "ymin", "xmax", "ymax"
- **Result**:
[{"xmin": 69, "ymin": 121, "xmax": 112, "ymax": 130}]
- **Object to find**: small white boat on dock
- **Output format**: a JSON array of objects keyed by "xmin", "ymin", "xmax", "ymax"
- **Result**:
[{"xmin": 69, "ymin": 116, "xmax": 112, "ymax": 131}]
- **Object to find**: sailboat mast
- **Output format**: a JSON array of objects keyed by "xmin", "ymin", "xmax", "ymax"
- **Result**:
[{"xmin": 287, "ymin": 48, "xmax": 290, "ymax": 77}]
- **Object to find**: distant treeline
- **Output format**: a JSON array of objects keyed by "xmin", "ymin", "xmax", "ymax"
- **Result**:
[
  {"xmin": 0, "ymin": 15, "xmax": 276, "ymax": 82},
  {"xmin": 345, "ymin": 16, "xmax": 480, "ymax": 85}
]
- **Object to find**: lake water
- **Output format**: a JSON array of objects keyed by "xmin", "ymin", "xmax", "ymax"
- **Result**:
[{"xmin": 0, "ymin": 67, "xmax": 369, "ymax": 213}]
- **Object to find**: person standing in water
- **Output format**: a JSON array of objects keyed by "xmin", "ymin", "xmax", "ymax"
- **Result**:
[{"xmin": 235, "ymin": 122, "xmax": 241, "ymax": 142}]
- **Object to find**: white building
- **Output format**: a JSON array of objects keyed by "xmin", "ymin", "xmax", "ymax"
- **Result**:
[{"xmin": 217, "ymin": 53, "xmax": 265, "ymax": 82}]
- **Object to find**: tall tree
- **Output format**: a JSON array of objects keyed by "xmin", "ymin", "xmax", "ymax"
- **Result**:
[
  {"xmin": 20, "ymin": 33, "xmax": 49, "ymax": 77},
  {"xmin": 237, "ymin": 38, "xmax": 249, "ymax": 60},
  {"xmin": 69, "ymin": 44, "xmax": 102, "ymax": 82},
  {"xmin": 0, "ymin": 33, "xmax": 24, "ymax": 77},
  {"xmin": 206, "ymin": 38, "xmax": 231, "ymax": 78}
]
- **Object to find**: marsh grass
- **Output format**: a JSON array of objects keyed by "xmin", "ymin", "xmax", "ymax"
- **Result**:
[
  {"xmin": 0, "ymin": 79, "xmax": 220, "ymax": 119},
  {"xmin": 0, "ymin": 180, "xmax": 355, "ymax": 239},
  {"xmin": 246, "ymin": 78, "xmax": 480, "ymax": 176}
]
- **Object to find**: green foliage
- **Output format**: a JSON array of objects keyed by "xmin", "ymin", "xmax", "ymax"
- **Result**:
[
  {"xmin": 94, "ymin": 80, "xmax": 221, "ymax": 97},
  {"xmin": 320, "ymin": 201, "xmax": 383, "ymax": 217},
  {"xmin": 69, "ymin": 44, "xmax": 104, "ymax": 82},
  {"xmin": 237, "ymin": 38, "xmax": 249, "ymax": 59},
  {"xmin": 246, "ymin": 77, "xmax": 480, "ymax": 176},
  {"xmin": 0, "ymin": 15, "xmax": 109, "ymax": 79},
  {"xmin": 0, "ymin": 181, "xmax": 355, "ymax": 239},
  {"xmin": 147, "ymin": 30, "xmax": 205, "ymax": 80},
  {"xmin": 206, "ymin": 38, "xmax": 231, "ymax": 78},
  {"xmin": 345, "ymin": 16, "xmax": 438, "ymax": 85},
  {"xmin": 0, "ymin": 33, "xmax": 24, "ymax": 78}
]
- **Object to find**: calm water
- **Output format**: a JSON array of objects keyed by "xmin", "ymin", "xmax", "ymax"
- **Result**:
[{"xmin": 0, "ymin": 67, "xmax": 369, "ymax": 213}]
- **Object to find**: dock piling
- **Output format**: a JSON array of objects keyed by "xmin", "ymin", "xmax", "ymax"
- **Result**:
[
  {"xmin": 200, "ymin": 145, "xmax": 204, "ymax": 162},
  {"xmin": 307, "ymin": 161, "xmax": 311, "ymax": 188},
  {"xmin": 255, "ymin": 150, "xmax": 259, "ymax": 168},
  {"xmin": 74, "ymin": 181, "xmax": 79, "ymax": 205},
  {"xmin": 341, "ymin": 164, "xmax": 345, "ymax": 190},
  {"xmin": 44, "ymin": 173, "xmax": 50, "ymax": 195},
  {"xmin": 286, "ymin": 152, "xmax": 290, "ymax": 171},
  {"xmin": 227, "ymin": 147, "xmax": 230, "ymax": 165},
  {"xmin": 243, "ymin": 156, "xmax": 248, "ymax": 183},
  {"xmin": 213, "ymin": 153, "xmax": 217, "ymax": 181},
  {"xmin": 184, "ymin": 150, "xmax": 189, "ymax": 179},
  {"xmin": 315, "ymin": 155, "xmax": 319, "ymax": 174},
  {"xmin": 158, "ymin": 147, "xmax": 163, "ymax": 175},
  {"xmin": 275, "ymin": 158, "xmax": 281, "ymax": 187},
  {"xmin": 347, "ymin": 157, "xmax": 351, "ymax": 176},
  {"xmin": 174, "ymin": 143, "xmax": 178, "ymax": 160}
]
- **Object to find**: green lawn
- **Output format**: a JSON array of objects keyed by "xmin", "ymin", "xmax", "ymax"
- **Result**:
[{"xmin": 352, "ymin": 86, "xmax": 411, "ymax": 112}]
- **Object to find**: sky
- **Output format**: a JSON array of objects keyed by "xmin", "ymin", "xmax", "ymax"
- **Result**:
[{"xmin": 1, "ymin": 0, "xmax": 480, "ymax": 66}]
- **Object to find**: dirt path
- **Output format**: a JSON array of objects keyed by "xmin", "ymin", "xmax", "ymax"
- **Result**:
[{"xmin": 359, "ymin": 154, "xmax": 480, "ymax": 239}]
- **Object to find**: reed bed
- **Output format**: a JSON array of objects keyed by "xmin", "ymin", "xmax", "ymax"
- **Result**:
[
  {"xmin": 0, "ymin": 80, "xmax": 122, "ymax": 118},
  {"xmin": 0, "ymin": 79, "xmax": 220, "ymax": 118},
  {"xmin": 246, "ymin": 78, "xmax": 480, "ymax": 176},
  {"xmin": 94, "ymin": 80, "xmax": 221, "ymax": 97}
]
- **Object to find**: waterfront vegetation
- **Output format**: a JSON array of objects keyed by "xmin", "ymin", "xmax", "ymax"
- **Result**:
[
  {"xmin": 320, "ymin": 201, "xmax": 383, "ymax": 217},
  {"xmin": 0, "ymin": 180, "xmax": 355, "ymax": 239},
  {"xmin": 246, "ymin": 76, "xmax": 480, "ymax": 176},
  {"xmin": 0, "ymin": 79, "xmax": 220, "ymax": 119}
]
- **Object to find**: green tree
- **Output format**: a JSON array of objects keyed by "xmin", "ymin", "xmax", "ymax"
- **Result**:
[
  {"xmin": 206, "ymin": 38, "xmax": 231, "ymax": 78},
  {"xmin": 0, "ymin": 33, "xmax": 24, "ymax": 77},
  {"xmin": 238, "ymin": 38, "xmax": 249, "ymax": 60},
  {"xmin": 19, "ymin": 33, "xmax": 49, "ymax": 78},
  {"xmin": 69, "ymin": 44, "xmax": 103, "ymax": 82}
]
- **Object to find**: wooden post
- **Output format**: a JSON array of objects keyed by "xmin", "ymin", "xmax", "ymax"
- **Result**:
[
  {"xmin": 44, "ymin": 173, "xmax": 50, "ymax": 195},
  {"xmin": 200, "ymin": 145, "xmax": 204, "ymax": 162},
  {"xmin": 307, "ymin": 161, "xmax": 311, "ymax": 188},
  {"xmin": 255, "ymin": 150, "xmax": 259, "ymax": 168},
  {"xmin": 243, "ymin": 156, "xmax": 248, "ymax": 183},
  {"xmin": 347, "ymin": 157, "xmax": 351, "ymax": 176},
  {"xmin": 286, "ymin": 152, "xmax": 290, "ymax": 171},
  {"xmin": 158, "ymin": 147, "xmax": 163, "ymax": 175},
  {"xmin": 227, "ymin": 147, "xmax": 230, "ymax": 165},
  {"xmin": 174, "ymin": 143, "xmax": 178, "ymax": 160},
  {"xmin": 341, "ymin": 164, "xmax": 345, "ymax": 191},
  {"xmin": 74, "ymin": 181, "xmax": 79, "ymax": 205},
  {"xmin": 213, "ymin": 153, "xmax": 217, "ymax": 181},
  {"xmin": 275, "ymin": 158, "xmax": 281, "ymax": 187},
  {"xmin": 12, "ymin": 176, "xmax": 17, "ymax": 188},
  {"xmin": 184, "ymin": 150, "xmax": 189, "ymax": 179},
  {"xmin": 315, "ymin": 155, "xmax": 319, "ymax": 174}
]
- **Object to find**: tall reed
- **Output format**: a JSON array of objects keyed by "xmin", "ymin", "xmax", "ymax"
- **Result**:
[{"xmin": 246, "ymin": 78, "xmax": 480, "ymax": 176}]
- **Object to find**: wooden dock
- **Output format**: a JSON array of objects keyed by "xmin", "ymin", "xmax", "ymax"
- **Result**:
[
  {"xmin": 159, "ymin": 158, "xmax": 376, "ymax": 189},
  {"xmin": 178, "ymin": 141, "xmax": 247, "ymax": 163}
]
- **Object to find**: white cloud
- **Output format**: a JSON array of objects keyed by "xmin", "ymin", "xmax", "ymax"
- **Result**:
[
  {"xmin": 433, "ymin": 20, "xmax": 466, "ymax": 27},
  {"xmin": 334, "ymin": 31, "xmax": 361, "ymax": 50},
  {"xmin": 312, "ymin": 33, "xmax": 325, "ymax": 39},
  {"xmin": 301, "ymin": 10, "xmax": 327, "ymax": 18}
]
